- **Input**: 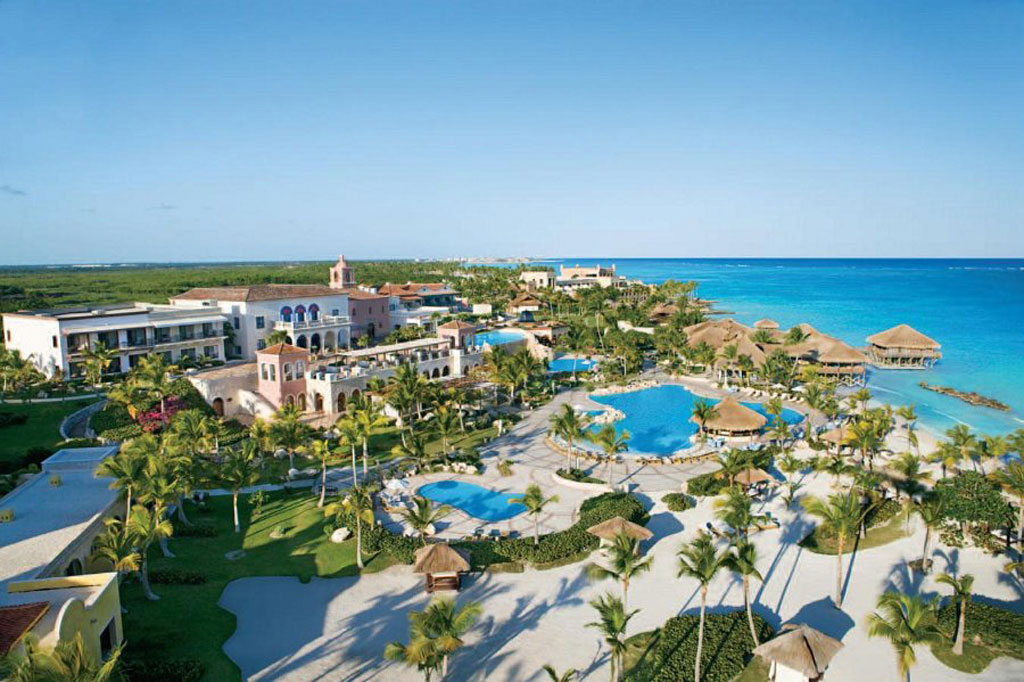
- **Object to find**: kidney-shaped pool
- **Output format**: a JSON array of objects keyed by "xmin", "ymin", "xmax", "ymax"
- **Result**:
[{"xmin": 418, "ymin": 480, "xmax": 527, "ymax": 522}]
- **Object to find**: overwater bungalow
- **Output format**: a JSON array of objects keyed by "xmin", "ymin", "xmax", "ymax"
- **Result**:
[
  {"xmin": 813, "ymin": 340, "xmax": 868, "ymax": 387},
  {"xmin": 693, "ymin": 397, "xmax": 767, "ymax": 437},
  {"xmin": 866, "ymin": 324, "xmax": 941, "ymax": 368}
]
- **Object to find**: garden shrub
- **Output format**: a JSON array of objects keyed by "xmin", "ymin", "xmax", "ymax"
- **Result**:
[
  {"xmin": 687, "ymin": 471, "xmax": 728, "ymax": 497},
  {"xmin": 661, "ymin": 492, "xmax": 693, "ymax": 512},
  {"xmin": 98, "ymin": 424, "xmax": 144, "ymax": 442},
  {"xmin": 90, "ymin": 402, "xmax": 134, "ymax": 434},
  {"xmin": 936, "ymin": 601, "xmax": 1024, "ymax": 658},
  {"xmin": 865, "ymin": 498, "xmax": 901, "ymax": 527},
  {"xmin": 148, "ymin": 569, "xmax": 207, "ymax": 585},
  {"xmin": 168, "ymin": 377, "xmax": 214, "ymax": 414},
  {"xmin": 55, "ymin": 437, "xmax": 101, "ymax": 449},
  {"xmin": 556, "ymin": 468, "xmax": 604, "ymax": 484},
  {"xmin": 624, "ymin": 610, "xmax": 774, "ymax": 682},
  {"xmin": 0, "ymin": 412, "xmax": 29, "ymax": 429}
]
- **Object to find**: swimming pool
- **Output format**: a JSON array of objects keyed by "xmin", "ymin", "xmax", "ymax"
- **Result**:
[
  {"xmin": 588, "ymin": 385, "xmax": 804, "ymax": 455},
  {"xmin": 476, "ymin": 329, "xmax": 528, "ymax": 346},
  {"xmin": 417, "ymin": 480, "xmax": 527, "ymax": 521},
  {"xmin": 548, "ymin": 355, "xmax": 598, "ymax": 373}
]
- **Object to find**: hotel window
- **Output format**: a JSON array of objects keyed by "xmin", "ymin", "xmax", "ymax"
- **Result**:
[
  {"xmin": 255, "ymin": 316, "xmax": 265, "ymax": 329},
  {"xmin": 260, "ymin": 363, "xmax": 267, "ymax": 380},
  {"xmin": 280, "ymin": 306, "xmax": 292, "ymax": 322},
  {"xmin": 296, "ymin": 360, "xmax": 304, "ymax": 375},
  {"xmin": 5, "ymin": 330, "xmax": 10, "ymax": 342},
  {"xmin": 52, "ymin": 335, "xmax": 58, "ymax": 348},
  {"xmin": 257, "ymin": 339, "xmax": 266, "ymax": 350},
  {"xmin": 204, "ymin": 345, "xmax": 217, "ymax": 357},
  {"xmin": 308, "ymin": 304, "xmax": 319, "ymax": 321},
  {"xmin": 331, "ymin": 308, "xmax": 339, "ymax": 316},
  {"xmin": 269, "ymin": 365, "xmax": 276, "ymax": 381},
  {"xmin": 233, "ymin": 317, "xmax": 240, "ymax": 330},
  {"xmin": 295, "ymin": 305, "xmax": 306, "ymax": 323},
  {"xmin": 284, "ymin": 363, "xmax": 293, "ymax": 381}
]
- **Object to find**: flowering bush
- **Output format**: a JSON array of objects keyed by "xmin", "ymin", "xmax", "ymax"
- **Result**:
[{"xmin": 138, "ymin": 395, "xmax": 185, "ymax": 432}]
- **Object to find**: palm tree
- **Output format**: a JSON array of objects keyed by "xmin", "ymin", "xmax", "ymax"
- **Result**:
[
  {"xmin": 1, "ymin": 632, "xmax": 122, "ymax": 682},
  {"xmin": 384, "ymin": 629, "xmax": 441, "ymax": 682},
  {"xmin": 392, "ymin": 431, "xmax": 432, "ymax": 471},
  {"xmin": 270, "ymin": 407, "xmax": 310, "ymax": 470},
  {"xmin": 133, "ymin": 352, "xmax": 175, "ymax": 414},
  {"xmin": 96, "ymin": 447, "xmax": 149, "ymax": 518},
  {"xmin": 80, "ymin": 341, "xmax": 115, "ymax": 385},
  {"xmin": 802, "ymin": 493, "xmax": 865, "ymax": 606},
  {"xmin": 125, "ymin": 504, "xmax": 173, "ymax": 600},
  {"xmin": 691, "ymin": 400, "xmax": 718, "ymax": 443},
  {"xmin": 221, "ymin": 441, "xmax": 261, "ymax": 530},
  {"xmin": 724, "ymin": 537, "xmax": 764, "ymax": 646},
  {"xmin": 418, "ymin": 597, "xmax": 482, "ymax": 678},
  {"xmin": 353, "ymin": 402, "xmax": 390, "ymax": 475},
  {"xmin": 929, "ymin": 441, "xmax": 962, "ymax": 479},
  {"xmin": 397, "ymin": 497, "xmax": 452, "ymax": 545},
  {"xmin": 249, "ymin": 417, "xmax": 272, "ymax": 456},
  {"xmin": 895, "ymin": 405, "xmax": 918, "ymax": 449},
  {"xmin": 914, "ymin": 497, "xmax": 945, "ymax": 573},
  {"xmin": 336, "ymin": 418, "xmax": 362, "ymax": 486},
  {"xmin": 586, "ymin": 593, "xmax": 638, "ymax": 682},
  {"xmin": 995, "ymin": 461, "xmax": 1024, "ymax": 545},
  {"xmin": 889, "ymin": 452, "xmax": 931, "ymax": 500},
  {"xmin": 844, "ymin": 419, "xmax": 882, "ymax": 470},
  {"xmin": 542, "ymin": 665, "xmax": 578, "ymax": 682},
  {"xmin": 978, "ymin": 435, "xmax": 1007, "ymax": 475},
  {"xmin": 936, "ymin": 573, "xmax": 974, "ymax": 656},
  {"xmin": 586, "ymin": 532, "xmax": 653, "ymax": 609},
  {"xmin": 946, "ymin": 424, "xmax": 977, "ymax": 471},
  {"xmin": 715, "ymin": 448, "xmax": 751, "ymax": 488},
  {"xmin": 587, "ymin": 423, "xmax": 631, "ymax": 487},
  {"xmin": 677, "ymin": 531, "xmax": 727, "ymax": 682},
  {"xmin": 865, "ymin": 591, "xmax": 942, "ymax": 682},
  {"xmin": 431, "ymin": 405, "xmax": 461, "ymax": 457},
  {"xmin": 342, "ymin": 485, "xmax": 375, "ymax": 569},
  {"xmin": 90, "ymin": 517, "xmax": 141, "ymax": 587},
  {"xmin": 510, "ymin": 484, "xmax": 560, "ymax": 546},
  {"xmin": 714, "ymin": 486, "xmax": 768, "ymax": 538},
  {"xmin": 550, "ymin": 403, "xmax": 587, "ymax": 471}
]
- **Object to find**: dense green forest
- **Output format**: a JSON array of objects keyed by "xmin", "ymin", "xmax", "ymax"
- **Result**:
[{"xmin": 0, "ymin": 260, "xmax": 465, "ymax": 316}]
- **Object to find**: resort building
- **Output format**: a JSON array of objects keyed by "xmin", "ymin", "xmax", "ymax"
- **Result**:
[
  {"xmin": 866, "ymin": 324, "xmax": 941, "ymax": 368},
  {"xmin": 507, "ymin": 292, "xmax": 544, "ymax": 315},
  {"xmin": 2, "ymin": 303, "xmax": 228, "ymax": 379},
  {"xmin": 555, "ymin": 263, "xmax": 630, "ymax": 292},
  {"xmin": 518, "ymin": 270, "xmax": 555, "ymax": 291},
  {"xmin": 328, "ymin": 255, "xmax": 403, "ymax": 339},
  {"xmin": 0, "ymin": 446, "xmax": 125, "ymax": 662},
  {"xmin": 376, "ymin": 281, "xmax": 459, "ymax": 309},
  {"xmin": 170, "ymin": 284, "xmax": 353, "ymax": 358}
]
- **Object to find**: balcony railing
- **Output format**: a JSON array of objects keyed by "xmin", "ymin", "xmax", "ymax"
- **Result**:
[{"xmin": 274, "ymin": 315, "xmax": 351, "ymax": 332}]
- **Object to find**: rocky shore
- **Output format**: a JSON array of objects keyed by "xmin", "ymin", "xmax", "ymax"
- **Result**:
[{"xmin": 919, "ymin": 382, "xmax": 1010, "ymax": 412}]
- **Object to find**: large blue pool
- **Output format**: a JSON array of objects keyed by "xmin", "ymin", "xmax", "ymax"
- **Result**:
[
  {"xmin": 476, "ymin": 329, "xmax": 528, "ymax": 346},
  {"xmin": 418, "ymin": 480, "xmax": 527, "ymax": 521},
  {"xmin": 588, "ymin": 385, "xmax": 804, "ymax": 455},
  {"xmin": 548, "ymin": 355, "xmax": 598, "ymax": 373}
]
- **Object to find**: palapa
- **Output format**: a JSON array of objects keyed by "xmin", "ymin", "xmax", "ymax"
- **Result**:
[
  {"xmin": 752, "ymin": 623, "xmax": 843, "ymax": 679},
  {"xmin": 413, "ymin": 543, "xmax": 470, "ymax": 574},
  {"xmin": 692, "ymin": 397, "xmax": 767, "ymax": 433},
  {"xmin": 866, "ymin": 324, "xmax": 940, "ymax": 350},
  {"xmin": 586, "ymin": 516, "xmax": 653, "ymax": 542}
]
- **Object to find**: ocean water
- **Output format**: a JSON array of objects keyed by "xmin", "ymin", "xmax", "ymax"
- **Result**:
[{"xmin": 543, "ymin": 259, "xmax": 1024, "ymax": 437}]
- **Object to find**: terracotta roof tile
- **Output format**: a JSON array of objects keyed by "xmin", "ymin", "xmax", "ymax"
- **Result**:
[
  {"xmin": 0, "ymin": 602, "xmax": 49, "ymax": 654},
  {"xmin": 172, "ymin": 284, "xmax": 341, "ymax": 302}
]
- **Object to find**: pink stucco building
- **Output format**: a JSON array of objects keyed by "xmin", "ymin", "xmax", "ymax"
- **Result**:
[
  {"xmin": 329, "ymin": 255, "xmax": 390, "ymax": 340},
  {"xmin": 256, "ymin": 343, "xmax": 309, "ymax": 411}
]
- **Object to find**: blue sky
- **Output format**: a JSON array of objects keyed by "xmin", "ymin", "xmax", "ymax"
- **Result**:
[{"xmin": 1, "ymin": 1, "xmax": 1022, "ymax": 264}]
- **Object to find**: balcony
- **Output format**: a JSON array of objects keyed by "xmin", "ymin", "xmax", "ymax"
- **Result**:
[{"xmin": 274, "ymin": 314, "xmax": 351, "ymax": 332}]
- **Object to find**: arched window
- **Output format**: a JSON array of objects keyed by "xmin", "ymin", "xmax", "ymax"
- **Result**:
[
  {"xmin": 296, "ymin": 360, "xmax": 304, "ymax": 375},
  {"xmin": 283, "ymin": 363, "xmax": 293, "ymax": 381},
  {"xmin": 297, "ymin": 393, "xmax": 307, "ymax": 410},
  {"xmin": 285, "ymin": 395, "xmax": 295, "ymax": 407},
  {"xmin": 280, "ymin": 306, "xmax": 293, "ymax": 322},
  {"xmin": 295, "ymin": 305, "xmax": 306, "ymax": 323},
  {"xmin": 442, "ymin": 366, "xmax": 450, "ymax": 377},
  {"xmin": 308, "ymin": 304, "xmax": 320, "ymax": 321},
  {"xmin": 296, "ymin": 335, "xmax": 308, "ymax": 349},
  {"xmin": 432, "ymin": 367, "xmax": 440, "ymax": 378}
]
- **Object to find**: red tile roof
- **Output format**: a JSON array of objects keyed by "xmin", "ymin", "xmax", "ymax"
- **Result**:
[
  {"xmin": 337, "ymin": 287, "xmax": 388, "ymax": 301},
  {"xmin": 0, "ymin": 602, "xmax": 49, "ymax": 654},
  {"xmin": 172, "ymin": 284, "xmax": 341, "ymax": 302},
  {"xmin": 439, "ymin": 320, "xmax": 475, "ymax": 330},
  {"xmin": 377, "ymin": 282, "xmax": 454, "ymax": 297},
  {"xmin": 258, "ymin": 343, "xmax": 308, "ymax": 356}
]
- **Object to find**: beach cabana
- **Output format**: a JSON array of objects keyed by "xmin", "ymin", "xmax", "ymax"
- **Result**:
[
  {"xmin": 734, "ymin": 467, "xmax": 775, "ymax": 488},
  {"xmin": 692, "ymin": 398, "xmax": 767, "ymax": 437},
  {"xmin": 866, "ymin": 324, "xmax": 941, "ymax": 368},
  {"xmin": 752, "ymin": 623, "xmax": 843, "ymax": 682},
  {"xmin": 586, "ymin": 516, "xmax": 653, "ymax": 546},
  {"xmin": 413, "ymin": 543, "xmax": 471, "ymax": 593}
]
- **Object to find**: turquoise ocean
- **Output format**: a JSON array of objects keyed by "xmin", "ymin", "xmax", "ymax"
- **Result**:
[{"xmin": 538, "ymin": 259, "xmax": 1024, "ymax": 437}]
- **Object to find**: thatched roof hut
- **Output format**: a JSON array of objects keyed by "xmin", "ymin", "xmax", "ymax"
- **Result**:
[
  {"xmin": 752, "ymin": 623, "xmax": 843, "ymax": 681},
  {"xmin": 733, "ymin": 467, "xmax": 775, "ymax": 487},
  {"xmin": 866, "ymin": 324, "xmax": 941, "ymax": 368},
  {"xmin": 414, "ymin": 543, "xmax": 471, "ymax": 593},
  {"xmin": 819, "ymin": 427, "xmax": 849, "ymax": 448},
  {"xmin": 692, "ymin": 398, "xmax": 767, "ymax": 436},
  {"xmin": 586, "ymin": 516, "xmax": 653, "ymax": 542},
  {"xmin": 754, "ymin": 318, "xmax": 780, "ymax": 330}
]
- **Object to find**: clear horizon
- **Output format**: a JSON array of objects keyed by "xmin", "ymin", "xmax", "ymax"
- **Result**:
[{"xmin": 2, "ymin": 1, "xmax": 1023, "ymax": 264}]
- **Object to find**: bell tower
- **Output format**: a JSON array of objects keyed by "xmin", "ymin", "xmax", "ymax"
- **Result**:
[{"xmin": 329, "ymin": 254, "xmax": 355, "ymax": 289}]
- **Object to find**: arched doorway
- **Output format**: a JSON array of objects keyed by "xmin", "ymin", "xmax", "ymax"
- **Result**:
[
  {"xmin": 285, "ymin": 395, "xmax": 295, "ymax": 408},
  {"xmin": 212, "ymin": 398, "xmax": 225, "ymax": 416},
  {"xmin": 311, "ymin": 333, "xmax": 321, "ymax": 352},
  {"xmin": 296, "ymin": 335, "xmax": 308, "ymax": 349},
  {"xmin": 325, "ymin": 330, "xmax": 336, "ymax": 351},
  {"xmin": 367, "ymin": 322, "xmax": 376, "ymax": 338},
  {"xmin": 442, "ymin": 366, "xmax": 450, "ymax": 377},
  {"xmin": 337, "ymin": 393, "xmax": 347, "ymax": 412},
  {"xmin": 65, "ymin": 558, "xmax": 83, "ymax": 576},
  {"xmin": 297, "ymin": 393, "xmax": 307, "ymax": 411},
  {"xmin": 432, "ymin": 367, "xmax": 440, "ymax": 378},
  {"xmin": 315, "ymin": 393, "xmax": 324, "ymax": 412}
]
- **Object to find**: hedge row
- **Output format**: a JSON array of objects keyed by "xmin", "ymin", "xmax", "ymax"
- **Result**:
[
  {"xmin": 351, "ymin": 492, "xmax": 648, "ymax": 568},
  {"xmin": 625, "ymin": 610, "xmax": 774, "ymax": 682},
  {"xmin": 122, "ymin": 658, "xmax": 204, "ymax": 682}
]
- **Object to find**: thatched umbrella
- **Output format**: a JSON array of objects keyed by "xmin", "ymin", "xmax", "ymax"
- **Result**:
[
  {"xmin": 754, "ymin": 318, "xmax": 779, "ymax": 330},
  {"xmin": 586, "ymin": 516, "xmax": 653, "ymax": 543},
  {"xmin": 734, "ymin": 467, "xmax": 775, "ymax": 487},
  {"xmin": 752, "ymin": 623, "xmax": 843, "ymax": 681},
  {"xmin": 414, "ymin": 543, "xmax": 471, "ymax": 593},
  {"xmin": 692, "ymin": 398, "xmax": 766, "ymax": 436}
]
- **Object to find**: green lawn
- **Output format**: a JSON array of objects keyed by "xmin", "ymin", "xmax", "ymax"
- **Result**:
[
  {"xmin": 799, "ymin": 511, "xmax": 911, "ymax": 555},
  {"xmin": 931, "ymin": 640, "xmax": 999, "ymax": 674},
  {"xmin": 0, "ymin": 397, "xmax": 98, "ymax": 470},
  {"xmin": 118, "ymin": 489, "xmax": 396, "ymax": 682},
  {"xmin": 732, "ymin": 657, "xmax": 770, "ymax": 682}
]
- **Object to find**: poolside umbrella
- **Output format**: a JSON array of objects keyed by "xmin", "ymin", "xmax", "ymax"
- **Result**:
[
  {"xmin": 752, "ymin": 623, "xmax": 843, "ymax": 680},
  {"xmin": 819, "ymin": 427, "xmax": 847, "ymax": 446},
  {"xmin": 733, "ymin": 468, "xmax": 774, "ymax": 487},
  {"xmin": 691, "ymin": 398, "xmax": 766, "ymax": 435},
  {"xmin": 413, "ymin": 543, "xmax": 471, "ymax": 593},
  {"xmin": 385, "ymin": 478, "xmax": 410, "ymax": 492},
  {"xmin": 586, "ymin": 516, "xmax": 653, "ymax": 543}
]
